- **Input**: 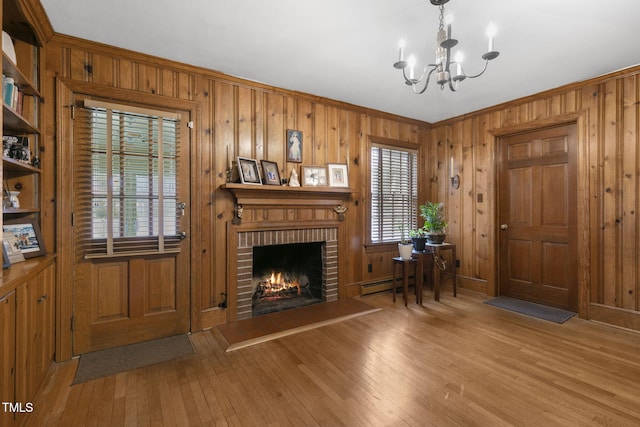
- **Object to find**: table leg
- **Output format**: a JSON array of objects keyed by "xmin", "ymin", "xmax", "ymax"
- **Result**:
[
  {"xmin": 402, "ymin": 261, "xmax": 409, "ymax": 306},
  {"xmin": 392, "ymin": 262, "xmax": 397, "ymax": 302},
  {"xmin": 452, "ymin": 246, "xmax": 457, "ymax": 297},
  {"xmin": 433, "ymin": 250, "xmax": 440, "ymax": 302},
  {"xmin": 416, "ymin": 258, "xmax": 423, "ymax": 305}
]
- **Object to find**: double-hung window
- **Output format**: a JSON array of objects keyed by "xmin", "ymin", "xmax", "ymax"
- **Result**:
[
  {"xmin": 75, "ymin": 99, "xmax": 183, "ymax": 258},
  {"xmin": 370, "ymin": 142, "xmax": 418, "ymax": 244}
]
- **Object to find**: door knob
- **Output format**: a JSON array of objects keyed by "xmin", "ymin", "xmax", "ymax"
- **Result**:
[{"xmin": 500, "ymin": 224, "xmax": 508, "ymax": 230}]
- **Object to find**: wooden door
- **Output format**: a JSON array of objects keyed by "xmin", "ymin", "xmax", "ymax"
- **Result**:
[
  {"xmin": 498, "ymin": 124, "xmax": 578, "ymax": 311},
  {"xmin": 72, "ymin": 98, "xmax": 191, "ymax": 354}
]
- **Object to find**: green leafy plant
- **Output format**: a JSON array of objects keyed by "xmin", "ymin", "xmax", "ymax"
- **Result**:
[
  {"xmin": 409, "ymin": 228, "xmax": 425, "ymax": 238},
  {"xmin": 420, "ymin": 201, "xmax": 447, "ymax": 233},
  {"xmin": 398, "ymin": 224, "xmax": 412, "ymax": 244}
]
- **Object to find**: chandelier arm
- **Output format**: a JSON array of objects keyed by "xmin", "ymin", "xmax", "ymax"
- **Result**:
[
  {"xmin": 448, "ymin": 78, "xmax": 457, "ymax": 92},
  {"xmin": 413, "ymin": 67, "xmax": 438, "ymax": 94},
  {"xmin": 463, "ymin": 59, "xmax": 490, "ymax": 79},
  {"xmin": 401, "ymin": 63, "xmax": 438, "ymax": 86}
]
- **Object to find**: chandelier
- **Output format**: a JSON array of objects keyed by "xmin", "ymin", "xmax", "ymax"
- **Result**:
[{"xmin": 393, "ymin": 0, "xmax": 499, "ymax": 93}]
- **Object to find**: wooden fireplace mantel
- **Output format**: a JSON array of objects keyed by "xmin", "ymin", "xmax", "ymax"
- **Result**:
[
  {"xmin": 221, "ymin": 183, "xmax": 352, "ymax": 223},
  {"xmin": 221, "ymin": 183, "xmax": 352, "ymax": 208}
]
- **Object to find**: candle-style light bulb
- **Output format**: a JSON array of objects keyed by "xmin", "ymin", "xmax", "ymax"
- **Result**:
[
  {"xmin": 487, "ymin": 23, "xmax": 497, "ymax": 52},
  {"xmin": 408, "ymin": 55, "xmax": 416, "ymax": 80},
  {"xmin": 454, "ymin": 51, "xmax": 464, "ymax": 77},
  {"xmin": 399, "ymin": 39, "xmax": 406, "ymax": 62}
]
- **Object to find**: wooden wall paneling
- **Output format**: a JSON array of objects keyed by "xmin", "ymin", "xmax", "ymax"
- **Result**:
[
  {"xmin": 69, "ymin": 49, "xmax": 88, "ymax": 81},
  {"xmin": 530, "ymin": 98, "xmax": 549, "ymax": 122},
  {"xmin": 621, "ymin": 75, "xmax": 638, "ymax": 311},
  {"xmin": 117, "ymin": 57, "xmax": 134, "ymax": 90},
  {"xmin": 197, "ymin": 78, "xmax": 214, "ymax": 312},
  {"xmin": 343, "ymin": 110, "xmax": 362, "ymax": 291},
  {"xmin": 475, "ymin": 112, "xmax": 497, "ymax": 287},
  {"xmin": 580, "ymin": 84, "xmax": 602, "ymax": 309},
  {"xmin": 601, "ymin": 79, "xmax": 620, "ymax": 306},
  {"xmin": 136, "ymin": 62, "xmax": 159, "ymax": 95},
  {"xmin": 161, "ymin": 69, "xmax": 176, "ymax": 98},
  {"xmin": 90, "ymin": 53, "xmax": 114, "ymax": 86},
  {"xmin": 460, "ymin": 118, "xmax": 476, "ymax": 286}
]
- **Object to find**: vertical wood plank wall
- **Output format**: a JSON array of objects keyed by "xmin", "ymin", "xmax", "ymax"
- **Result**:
[
  {"xmin": 43, "ymin": 33, "xmax": 640, "ymax": 335},
  {"xmin": 429, "ymin": 68, "xmax": 640, "ymax": 330},
  {"xmin": 43, "ymin": 35, "xmax": 428, "ymax": 333}
]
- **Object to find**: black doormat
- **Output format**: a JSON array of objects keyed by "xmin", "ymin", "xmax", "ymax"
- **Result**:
[
  {"xmin": 484, "ymin": 296, "xmax": 576, "ymax": 324},
  {"xmin": 73, "ymin": 334, "xmax": 194, "ymax": 384}
]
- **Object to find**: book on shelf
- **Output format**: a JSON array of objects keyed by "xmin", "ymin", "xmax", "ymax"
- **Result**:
[{"xmin": 2, "ymin": 74, "xmax": 24, "ymax": 115}]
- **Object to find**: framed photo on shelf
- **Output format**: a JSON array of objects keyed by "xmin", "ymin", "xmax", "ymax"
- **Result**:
[
  {"xmin": 327, "ymin": 163, "xmax": 349, "ymax": 188},
  {"xmin": 286, "ymin": 129, "xmax": 303, "ymax": 163},
  {"xmin": 302, "ymin": 165, "xmax": 328, "ymax": 187},
  {"xmin": 237, "ymin": 157, "xmax": 262, "ymax": 185},
  {"xmin": 3, "ymin": 218, "xmax": 46, "ymax": 259},
  {"xmin": 2, "ymin": 237, "xmax": 17, "ymax": 267},
  {"xmin": 260, "ymin": 160, "xmax": 281, "ymax": 185}
]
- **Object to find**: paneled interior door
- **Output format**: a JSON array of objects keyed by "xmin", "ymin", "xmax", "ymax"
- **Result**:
[
  {"xmin": 498, "ymin": 124, "xmax": 577, "ymax": 311},
  {"xmin": 71, "ymin": 95, "xmax": 191, "ymax": 354}
]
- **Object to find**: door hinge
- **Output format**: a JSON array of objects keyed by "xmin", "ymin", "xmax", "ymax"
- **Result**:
[
  {"xmin": 187, "ymin": 121, "xmax": 194, "ymax": 129},
  {"xmin": 71, "ymin": 212, "xmax": 75, "ymax": 226},
  {"xmin": 71, "ymin": 315, "xmax": 75, "ymax": 331},
  {"xmin": 70, "ymin": 104, "xmax": 75, "ymax": 120}
]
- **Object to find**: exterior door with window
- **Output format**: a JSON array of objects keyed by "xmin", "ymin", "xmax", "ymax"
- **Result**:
[
  {"xmin": 498, "ymin": 124, "xmax": 577, "ymax": 311},
  {"xmin": 72, "ymin": 97, "xmax": 191, "ymax": 354}
]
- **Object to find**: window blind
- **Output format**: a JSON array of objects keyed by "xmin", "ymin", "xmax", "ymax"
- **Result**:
[
  {"xmin": 370, "ymin": 144, "xmax": 418, "ymax": 243},
  {"xmin": 75, "ymin": 99, "xmax": 183, "ymax": 258}
]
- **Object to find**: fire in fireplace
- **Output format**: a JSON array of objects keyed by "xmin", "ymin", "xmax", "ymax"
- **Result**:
[{"xmin": 252, "ymin": 242, "xmax": 323, "ymax": 317}]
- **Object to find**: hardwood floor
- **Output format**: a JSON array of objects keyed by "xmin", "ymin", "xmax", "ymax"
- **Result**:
[{"xmin": 24, "ymin": 288, "xmax": 640, "ymax": 426}]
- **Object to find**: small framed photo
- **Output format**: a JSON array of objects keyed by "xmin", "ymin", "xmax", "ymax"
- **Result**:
[
  {"xmin": 328, "ymin": 163, "xmax": 349, "ymax": 188},
  {"xmin": 3, "ymin": 218, "xmax": 46, "ymax": 259},
  {"xmin": 286, "ymin": 129, "xmax": 303, "ymax": 163},
  {"xmin": 302, "ymin": 166, "xmax": 328, "ymax": 187},
  {"xmin": 237, "ymin": 157, "xmax": 262, "ymax": 185},
  {"xmin": 260, "ymin": 160, "xmax": 281, "ymax": 186},
  {"xmin": 3, "ymin": 232, "xmax": 24, "ymax": 265},
  {"xmin": 3, "ymin": 239, "xmax": 13, "ymax": 268}
]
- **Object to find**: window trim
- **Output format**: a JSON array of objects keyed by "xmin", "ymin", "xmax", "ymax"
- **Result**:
[{"xmin": 365, "ymin": 135, "xmax": 422, "ymax": 251}]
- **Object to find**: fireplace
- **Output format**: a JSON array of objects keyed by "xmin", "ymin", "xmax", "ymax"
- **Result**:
[
  {"xmin": 235, "ymin": 227, "xmax": 339, "ymax": 320},
  {"xmin": 252, "ymin": 242, "xmax": 323, "ymax": 316}
]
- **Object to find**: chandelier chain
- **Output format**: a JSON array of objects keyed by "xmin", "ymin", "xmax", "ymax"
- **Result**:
[{"xmin": 438, "ymin": 4, "xmax": 445, "ymax": 31}]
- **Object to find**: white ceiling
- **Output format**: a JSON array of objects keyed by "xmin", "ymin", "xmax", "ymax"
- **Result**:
[{"xmin": 40, "ymin": 0, "xmax": 640, "ymax": 123}]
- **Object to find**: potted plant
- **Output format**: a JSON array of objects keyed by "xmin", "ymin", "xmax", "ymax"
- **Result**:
[
  {"xmin": 409, "ymin": 227, "xmax": 427, "ymax": 252},
  {"xmin": 420, "ymin": 201, "xmax": 447, "ymax": 244},
  {"xmin": 397, "ymin": 224, "xmax": 414, "ymax": 259}
]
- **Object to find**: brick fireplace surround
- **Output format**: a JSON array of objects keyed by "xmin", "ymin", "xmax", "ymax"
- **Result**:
[{"xmin": 234, "ymin": 226, "xmax": 339, "ymax": 320}]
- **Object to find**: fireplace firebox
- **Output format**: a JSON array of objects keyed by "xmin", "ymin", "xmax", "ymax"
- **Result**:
[
  {"xmin": 252, "ymin": 242, "xmax": 323, "ymax": 317},
  {"xmin": 235, "ymin": 227, "xmax": 339, "ymax": 320}
]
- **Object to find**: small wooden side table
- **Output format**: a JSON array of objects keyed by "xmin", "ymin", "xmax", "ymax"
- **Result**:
[
  {"xmin": 392, "ymin": 257, "xmax": 423, "ymax": 306},
  {"xmin": 426, "ymin": 242, "xmax": 457, "ymax": 301}
]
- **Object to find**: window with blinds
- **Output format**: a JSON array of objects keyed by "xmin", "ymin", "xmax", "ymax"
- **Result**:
[
  {"xmin": 75, "ymin": 99, "xmax": 183, "ymax": 258},
  {"xmin": 370, "ymin": 144, "xmax": 418, "ymax": 243}
]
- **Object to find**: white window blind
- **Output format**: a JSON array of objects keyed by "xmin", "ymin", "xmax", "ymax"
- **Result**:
[
  {"xmin": 75, "ymin": 99, "xmax": 183, "ymax": 258},
  {"xmin": 370, "ymin": 144, "xmax": 418, "ymax": 243}
]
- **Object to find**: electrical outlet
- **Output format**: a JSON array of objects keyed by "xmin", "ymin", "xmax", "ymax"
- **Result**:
[
  {"xmin": 368, "ymin": 263, "xmax": 373, "ymax": 273},
  {"xmin": 477, "ymin": 193, "xmax": 483, "ymax": 203},
  {"xmin": 456, "ymin": 259, "xmax": 460, "ymax": 268}
]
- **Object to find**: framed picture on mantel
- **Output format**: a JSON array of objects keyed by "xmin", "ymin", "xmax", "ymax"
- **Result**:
[{"xmin": 237, "ymin": 157, "xmax": 262, "ymax": 185}]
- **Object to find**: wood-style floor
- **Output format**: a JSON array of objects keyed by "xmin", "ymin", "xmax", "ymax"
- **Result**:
[{"xmin": 25, "ymin": 288, "xmax": 640, "ymax": 426}]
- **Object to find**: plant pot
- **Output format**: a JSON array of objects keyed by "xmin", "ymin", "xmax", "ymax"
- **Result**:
[
  {"xmin": 426, "ymin": 233, "xmax": 446, "ymax": 244},
  {"xmin": 398, "ymin": 243, "xmax": 413, "ymax": 260},
  {"xmin": 412, "ymin": 236, "xmax": 427, "ymax": 252}
]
